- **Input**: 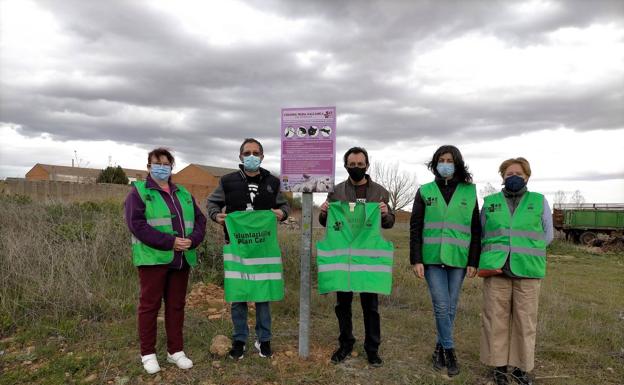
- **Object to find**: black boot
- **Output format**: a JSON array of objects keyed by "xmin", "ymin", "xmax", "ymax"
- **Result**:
[
  {"xmin": 510, "ymin": 367, "xmax": 533, "ymax": 385},
  {"xmin": 494, "ymin": 366, "xmax": 509, "ymax": 385},
  {"xmin": 432, "ymin": 343, "xmax": 445, "ymax": 371},
  {"xmin": 330, "ymin": 344, "xmax": 353, "ymax": 364},
  {"xmin": 366, "ymin": 351, "xmax": 383, "ymax": 367},
  {"xmin": 443, "ymin": 348, "xmax": 459, "ymax": 376}
]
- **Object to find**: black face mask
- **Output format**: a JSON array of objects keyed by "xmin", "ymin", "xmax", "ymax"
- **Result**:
[
  {"xmin": 504, "ymin": 175, "xmax": 526, "ymax": 192},
  {"xmin": 346, "ymin": 167, "xmax": 367, "ymax": 182}
]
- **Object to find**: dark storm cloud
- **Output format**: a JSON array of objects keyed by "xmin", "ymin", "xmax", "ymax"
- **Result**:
[
  {"xmin": 1, "ymin": 0, "xmax": 623, "ymax": 165},
  {"xmin": 532, "ymin": 171, "xmax": 624, "ymax": 182}
]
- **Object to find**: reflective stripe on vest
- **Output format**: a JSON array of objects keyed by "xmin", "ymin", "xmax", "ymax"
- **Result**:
[
  {"xmin": 318, "ymin": 264, "xmax": 393, "ymax": 273},
  {"xmin": 316, "ymin": 201, "xmax": 394, "ymax": 295},
  {"xmin": 131, "ymin": 181, "xmax": 197, "ymax": 267},
  {"xmin": 424, "ymin": 222, "xmax": 471, "ymax": 232},
  {"xmin": 224, "ymin": 271, "xmax": 283, "ymax": 280},
  {"xmin": 481, "ymin": 244, "xmax": 546, "ymax": 257},
  {"xmin": 316, "ymin": 249, "xmax": 394, "ymax": 258},
  {"xmin": 223, "ymin": 253, "xmax": 282, "ymax": 265},
  {"xmin": 223, "ymin": 210, "xmax": 284, "ymax": 303},
  {"xmin": 420, "ymin": 182, "xmax": 476, "ymax": 267},
  {"xmin": 483, "ymin": 229, "xmax": 545, "ymax": 241},
  {"xmin": 479, "ymin": 191, "xmax": 546, "ymax": 278},
  {"xmin": 146, "ymin": 218, "xmax": 173, "ymax": 227},
  {"xmin": 423, "ymin": 237, "xmax": 470, "ymax": 247}
]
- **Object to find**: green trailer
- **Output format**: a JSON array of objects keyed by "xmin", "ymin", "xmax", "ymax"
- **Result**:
[{"xmin": 553, "ymin": 204, "xmax": 624, "ymax": 244}]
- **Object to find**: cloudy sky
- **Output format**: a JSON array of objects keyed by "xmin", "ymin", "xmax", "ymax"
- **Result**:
[{"xmin": 1, "ymin": 0, "xmax": 623, "ymax": 205}]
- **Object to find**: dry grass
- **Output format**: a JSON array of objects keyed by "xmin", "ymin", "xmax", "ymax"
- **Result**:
[
  {"xmin": 0, "ymin": 197, "xmax": 623, "ymax": 384},
  {"xmin": 0, "ymin": 197, "xmax": 135, "ymax": 328}
]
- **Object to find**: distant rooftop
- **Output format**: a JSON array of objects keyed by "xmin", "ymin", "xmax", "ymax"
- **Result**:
[
  {"xmin": 192, "ymin": 164, "xmax": 238, "ymax": 176},
  {"xmin": 33, "ymin": 163, "xmax": 148, "ymax": 177}
]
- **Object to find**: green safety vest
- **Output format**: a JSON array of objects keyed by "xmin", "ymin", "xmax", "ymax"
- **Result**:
[
  {"xmin": 316, "ymin": 202, "xmax": 394, "ymax": 295},
  {"xmin": 223, "ymin": 210, "xmax": 284, "ymax": 303},
  {"xmin": 480, "ymin": 192, "xmax": 546, "ymax": 278},
  {"xmin": 131, "ymin": 181, "xmax": 196, "ymax": 267},
  {"xmin": 420, "ymin": 181, "xmax": 476, "ymax": 267}
]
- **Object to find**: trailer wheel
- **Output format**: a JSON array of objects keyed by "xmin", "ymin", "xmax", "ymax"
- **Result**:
[
  {"xmin": 579, "ymin": 231, "xmax": 597, "ymax": 245},
  {"xmin": 571, "ymin": 231, "xmax": 581, "ymax": 244}
]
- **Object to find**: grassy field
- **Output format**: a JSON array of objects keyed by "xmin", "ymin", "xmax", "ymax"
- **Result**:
[{"xmin": 0, "ymin": 197, "xmax": 623, "ymax": 385}]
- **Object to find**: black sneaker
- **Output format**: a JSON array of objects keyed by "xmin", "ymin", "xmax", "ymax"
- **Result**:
[
  {"xmin": 366, "ymin": 351, "xmax": 383, "ymax": 367},
  {"xmin": 228, "ymin": 340, "xmax": 245, "ymax": 360},
  {"xmin": 432, "ymin": 343, "xmax": 445, "ymax": 371},
  {"xmin": 254, "ymin": 340, "xmax": 272, "ymax": 358},
  {"xmin": 494, "ymin": 366, "xmax": 509, "ymax": 385},
  {"xmin": 510, "ymin": 367, "xmax": 532, "ymax": 385},
  {"xmin": 330, "ymin": 345, "xmax": 352, "ymax": 364},
  {"xmin": 443, "ymin": 348, "xmax": 459, "ymax": 376}
]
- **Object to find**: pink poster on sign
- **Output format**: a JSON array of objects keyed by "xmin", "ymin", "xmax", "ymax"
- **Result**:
[{"xmin": 280, "ymin": 106, "xmax": 336, "ymax": 192}]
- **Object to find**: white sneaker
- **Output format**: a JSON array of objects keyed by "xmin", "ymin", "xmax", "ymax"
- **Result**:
[
  {"xmin": 167, "ymin": 351, "xmax": 193, "ymax": 369},
  {"xmin": 141, "ymin": 354, "xmax": 161, "ymax": 374}
]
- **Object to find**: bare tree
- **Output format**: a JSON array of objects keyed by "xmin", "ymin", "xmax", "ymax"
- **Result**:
[
  {"xmin": 370, "ymin": 161, "xmax": 418, "ymax": 211},
  {"xmin": 570, "ymin": 190, "xmax": 586, "ymax": 205},
  {"xmin": 553, "ymin": 190, "xmax": 567, "ymax": 206},
  {"xmin": 479, "ymin": 182, "xmax": 498, "ymax": 199}
]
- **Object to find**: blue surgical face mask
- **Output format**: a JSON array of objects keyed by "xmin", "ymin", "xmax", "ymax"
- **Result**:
[
  {"xmin": 242, "ymin": 155, "xmax": 262, "ymax": 171},
  {"xmin": 436, "ymin": 163, "xmax": 455, "ymax": 178},
  {"xmin": 150, "ymin": 164, "xmax": 171, "ymax": 181},
  {"xmin": 504, "ymin": 175, "xmax": 526, "ymax": 192}
]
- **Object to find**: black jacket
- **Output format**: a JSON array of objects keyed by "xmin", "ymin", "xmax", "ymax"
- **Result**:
[
  {"xmin": 206, "ymin": 165, "xmax": 290, "ymax": 241},
  {"xmin": 409, "ymin": 177, "xmax": 481, "ymax": 267}
]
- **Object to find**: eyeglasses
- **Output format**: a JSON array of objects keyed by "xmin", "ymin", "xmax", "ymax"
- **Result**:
[
  {"xmin": 149, "ymin": 162, "xmax": 171, "ymax": 167},
  {"xmin": 242, "ymin": 151, "xmax": 262, "ymax": 156}
]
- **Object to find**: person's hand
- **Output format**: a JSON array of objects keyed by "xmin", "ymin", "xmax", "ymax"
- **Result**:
[
  {"xmin": 412, "ymin": 263, "xmax": 424, "ymax": 279},
  {"xmin": 320, "ymin": 201, "xmax": 329, "ymax": 213},
  {"xmin": 174, "ymin": 237, "xmax": 192, "ymax": 251},
  {"xmin": 215, "ymin": 213, "xmax": 227, "ymax": 225},
  {"xmin": 379, "ymin": 202, "xmax": 389, "ymax": 216},
  {"xmin": 467, "ymin": 266, "xmax": 477, "ymax": 278},
  {"xmin": 271, "ymin": 208, "xmax": 284, "ymax": 221}
]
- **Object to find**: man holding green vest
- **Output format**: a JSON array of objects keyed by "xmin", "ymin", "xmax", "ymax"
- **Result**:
[
  {"xmin": 479, "ymin": 157, "xmax": 553, "ymax": 385},
  {"xmin": 125, "ymin": 148, "xmax": 206, "ymax": 374},
  {"xmin": 319, "ymin": 147, "xmax": 395, "ymax": 367},
  {"xmin": 222, "ymin": 210, "xmax": 284, "ymax": 304},
  {"xmin": 207, "ymin": 138, "xmax": 290, "ymax": 360}
]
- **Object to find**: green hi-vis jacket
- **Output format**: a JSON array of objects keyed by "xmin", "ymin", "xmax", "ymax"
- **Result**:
[
  {"xmin": 131, "ymin": 181, "xmax": 196, "ymax": 267},
  {"xmin": 480, "ymin": 192, "xmax": 547, "ymax": 278},
  {"xmin": 223, "ymin": 210, "xmax": 284, "ymax": 303},
  {"xmin": 420, "ymin": 181, "xmax": 476, "ymax": 267},
  {"xmin": 316, "ymin": 201, "xmax": 394, "ymax": 295}
]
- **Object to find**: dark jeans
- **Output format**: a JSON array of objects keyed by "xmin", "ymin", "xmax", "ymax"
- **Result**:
[
  {"xmin": 137, "ymin": 265, "xmax": 190, "ymax": 356},
  {"xmin": 231, "ymin": 302, "xmax": 272, "ymax": 343},
  {"xmin": 335, "ymin": 291, "xmax": 380, "ymax": 353},
  {"xmin": 424, "ymin": 265, "xmax": 466, "ymax": 349}
]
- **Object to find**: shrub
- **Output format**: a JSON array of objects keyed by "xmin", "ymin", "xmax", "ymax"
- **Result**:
[{"xmin": 96, "ymin": 166, "xmax": 129, "ymax": 184}]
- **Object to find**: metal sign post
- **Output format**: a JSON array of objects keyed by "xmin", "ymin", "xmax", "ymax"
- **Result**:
[
  {"xmin": 298, "ymin": 191, "xmax": 313, "ymax": 358},
  {"xmin": 279, "ymin": 106, "xmax": 336, "ymax": 359}
]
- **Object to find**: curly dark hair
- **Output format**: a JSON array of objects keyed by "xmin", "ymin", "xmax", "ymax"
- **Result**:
[{"xmin": 427, "ymin": 145, "xmax": 473, "ymax": 183}]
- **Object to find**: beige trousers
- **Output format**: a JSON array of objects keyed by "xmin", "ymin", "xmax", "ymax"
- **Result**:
[{"xmin": 480, "ymin": 275, "xmax": 541, "ymax": 372}]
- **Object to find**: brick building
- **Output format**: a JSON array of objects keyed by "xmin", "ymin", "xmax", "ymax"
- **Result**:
[
  {"xmin": 172, "ymin": 163, "xmax": 238, "ymax": 205},
  {"xmin": 26, "ymin": 163, "xmax": 148, "ymax": 184}
]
